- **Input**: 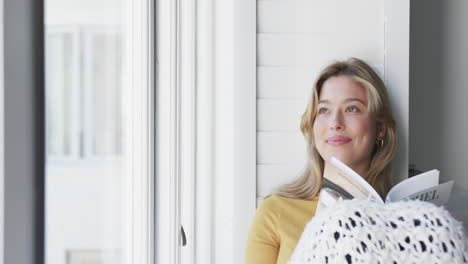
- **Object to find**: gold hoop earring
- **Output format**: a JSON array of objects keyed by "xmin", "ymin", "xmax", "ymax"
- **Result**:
[{"xmin": 379, "ymin": 138, "xmax": 384, "ymax": 149}]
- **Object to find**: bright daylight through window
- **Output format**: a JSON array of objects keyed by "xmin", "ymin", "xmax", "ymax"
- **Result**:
[{"xmin": 45, "ymin": 0, "xmax": 127, "ymax": 264}]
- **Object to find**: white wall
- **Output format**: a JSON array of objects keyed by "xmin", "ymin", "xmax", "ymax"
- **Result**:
[{"xmin": 410, "ymin": 0, "xmax": 468, "ymax": 230}]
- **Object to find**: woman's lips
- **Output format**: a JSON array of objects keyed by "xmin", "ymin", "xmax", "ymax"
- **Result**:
[{"xmin": 326, "ymin": 136, "xmax": 352, "ymax": 146}]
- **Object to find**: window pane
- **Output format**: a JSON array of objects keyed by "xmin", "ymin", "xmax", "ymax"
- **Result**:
[
  {"xmin": 86, "ymin": 32, "xmax": 122, "ymax": 157},
  {"xmin": 45, "ymin": 1, "xmax": 126, "ymax": 264},
  {"xmin": 46, "ymin": 33, "xmax": 74, "ymax": 157}
]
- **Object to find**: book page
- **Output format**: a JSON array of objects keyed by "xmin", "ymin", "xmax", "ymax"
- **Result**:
[
  {"xmin": 406, "ymin": 181, "xmax": 454, "ymax": 206},
  {"xmin": 316, "ymin": 157, "xmax": 383, "ymax": 212},
  {"xmin": 385, "ymin": 169, "xmax": 440, "ymax": 202}
]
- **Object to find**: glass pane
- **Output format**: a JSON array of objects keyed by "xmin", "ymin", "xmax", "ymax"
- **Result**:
[
  {"xmin": 45, "ymin": 1, "xmax": 126, "ymax": 264},
  {"xmin": 46, "ymin": 33, "xmax": 73, "ymax": 157},
  {"xmin": 87, "ymin": 32, "xmax": 122, "ymax": 156}
]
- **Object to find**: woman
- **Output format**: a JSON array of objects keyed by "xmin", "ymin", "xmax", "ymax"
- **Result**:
[{"xmin": 244, "ymin": 57, "xmax": 397, "ymax": 264}]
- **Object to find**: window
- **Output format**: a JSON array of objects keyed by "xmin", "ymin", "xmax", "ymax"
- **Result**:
[
  {"xmin": 45, "ymin": 1, "xmax": 154, "ymax": 264},
  {"xmin": 46, "ymin": 25, "xmax": 122, "ymax": 161}
]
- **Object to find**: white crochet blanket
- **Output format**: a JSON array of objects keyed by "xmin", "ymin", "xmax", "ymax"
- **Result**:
[{"xmin": 288, "ymin": 199, "xmax": 468, "ymax": 264}]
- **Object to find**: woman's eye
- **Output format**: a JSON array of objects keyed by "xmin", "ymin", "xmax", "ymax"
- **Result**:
[
  {"xmin": 346, "ymin": 106, "xmax": 360, "ymax": 113},
  {"xmin": 318, "ymin": 108, "xmax": 329, "ymax": 114}
]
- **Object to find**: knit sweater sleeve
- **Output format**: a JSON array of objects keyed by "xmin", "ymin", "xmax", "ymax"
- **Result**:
[{"xmin": 244, "ymin": 196, "xmax": 282, "ymax": 264}]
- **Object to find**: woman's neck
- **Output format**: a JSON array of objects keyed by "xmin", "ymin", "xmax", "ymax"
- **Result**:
[{"xmin": 323, "ymin": 160, "xmax": 370, "ymax": 180}]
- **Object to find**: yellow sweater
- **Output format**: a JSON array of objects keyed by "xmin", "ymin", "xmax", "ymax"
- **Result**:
[{"xmin": 244, "ymin": 194, "xmax": 319, "ymax": 264}]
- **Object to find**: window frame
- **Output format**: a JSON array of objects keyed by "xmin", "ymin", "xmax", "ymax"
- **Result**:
[
  {"xmin": 154, "ymin": 0, "xmax": 179, "ymax": 262},
  {"xmin": 156, "ymin": 0, "xmax": 258, "ymax": 263},
  {"xmin": 210, "ymin": 0, "xmax": 257, "ymax": 263},
  {"xmin": 171, "ymin": 0, "xmax": 257, "ymax": 263},
  {"xmin": 123, "ymin": 0, "xmax": 156, "ymax": 263}
]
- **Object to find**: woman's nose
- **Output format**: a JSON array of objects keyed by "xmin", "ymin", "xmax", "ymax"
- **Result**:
[{"xmin": 330, "ymin": 112, "xmax": 344, "ymax": 130}]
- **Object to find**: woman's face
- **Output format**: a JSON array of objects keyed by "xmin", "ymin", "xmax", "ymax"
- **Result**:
[{"xmin": 313, "ymin": 75, "xmax": 380, "ymax": 173}]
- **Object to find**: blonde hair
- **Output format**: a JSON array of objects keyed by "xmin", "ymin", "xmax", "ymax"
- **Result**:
[{"xmin": 274, "ymin": 58, "xmax": 397, "ymax": 200}]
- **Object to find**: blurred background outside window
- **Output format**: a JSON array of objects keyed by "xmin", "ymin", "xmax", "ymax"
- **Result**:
[{"xmin": 45, "ymin": 0, "xmax": 126, "ymax": 264}]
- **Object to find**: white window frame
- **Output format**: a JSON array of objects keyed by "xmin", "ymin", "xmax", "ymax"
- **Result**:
[
  {"xmin": 155, "ymin": 0, "xmax": 179, "ymax": 263},
  {"xmin": 156, "ymin": 0, "xmax": 257, "ymax": 263},
  {"xmin": 123, "ymin": 0, "xmax": 156, "ymax": 264},
  {"xmin": 210, "ymin": 0, "xmax": 257, "ymax": 263}
]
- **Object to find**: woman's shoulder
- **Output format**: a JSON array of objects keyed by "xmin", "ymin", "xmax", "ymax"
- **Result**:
[
  {"xmin": 257, "ymin": 194, "xmax": 282, "ymax": 214},
  {"xmin": 259, "ymin": 194, "xmax": 283, "ymax": 207},
  {"xmin": 259, "ymin": 194, "xmax": 319, "ymax": 214},
  {"xmin": 259, "ymin": 194, "xmax": 293, "ymax": 209}
]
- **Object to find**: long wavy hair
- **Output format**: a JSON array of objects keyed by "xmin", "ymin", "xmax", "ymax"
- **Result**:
[{"xmin": 274, "ymin": 58, "xmax": 397, "ymax": 200}]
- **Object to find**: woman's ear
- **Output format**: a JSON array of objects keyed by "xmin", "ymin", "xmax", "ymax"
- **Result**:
[{"xmin": 377, "ymin": 122, "xmax": 387, "ymax": 140}]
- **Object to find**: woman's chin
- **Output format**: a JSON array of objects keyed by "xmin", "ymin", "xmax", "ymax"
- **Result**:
[
  {"xmin": 324, "ymin": 153, "xmax": 370, "ymax": 174},
  {"xmin": 325, "ymin": 153, "xmax": 353, "ymax": 166}
]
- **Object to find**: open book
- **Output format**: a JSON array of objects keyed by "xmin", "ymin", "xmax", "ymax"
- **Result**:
[{"xmin": 316, "ymin": 157, "xmax": 454, "ymax": 212}]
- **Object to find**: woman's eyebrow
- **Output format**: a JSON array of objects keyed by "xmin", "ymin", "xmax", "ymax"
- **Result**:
[
  {"xmin": 344, "ymin": 98, "xmax": 367, "ymax": 106},
  {"xmin": 318, "ymin": 98, "xmax": 367, "ymax": 106}
]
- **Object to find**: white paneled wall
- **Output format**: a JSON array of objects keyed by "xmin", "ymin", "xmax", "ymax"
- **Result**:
[{"xmin": 256, "ymin": 0, "xmax": 386, "ymax": 204}]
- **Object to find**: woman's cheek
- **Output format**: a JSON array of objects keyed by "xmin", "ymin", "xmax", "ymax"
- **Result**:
[
  {"xmin": 313, "ymin": 117, "xmax": 327, "ymax": 129},
  {"xmin": 312, "ymin": 118, "xmax": 326, "ymax": 136},
  {"xmin": 347, "ymin": 116, "xmax": 372, "ymax": 133}
]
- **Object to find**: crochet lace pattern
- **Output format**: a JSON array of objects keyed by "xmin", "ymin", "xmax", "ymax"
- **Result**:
[{"xmin": 288, "ymin": 199, "xmax": 468, "ymax": 264}]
